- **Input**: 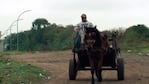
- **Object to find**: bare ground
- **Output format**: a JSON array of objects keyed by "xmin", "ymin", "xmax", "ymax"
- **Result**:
[{"xmin": 7, "ymin": 50, "xmax": 149, "ymax": 84}]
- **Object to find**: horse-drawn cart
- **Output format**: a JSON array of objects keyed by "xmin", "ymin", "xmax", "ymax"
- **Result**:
[{"xmin": 69, "ymin": 27, "xmax": 124, "ymax": 83}]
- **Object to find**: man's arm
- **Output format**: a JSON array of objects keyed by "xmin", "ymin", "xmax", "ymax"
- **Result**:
[
  {"xmin": 74, "ymin": 26, "xmax": 79, "ymax": 33},
  {"xmin": 89, "ymin": 22, "xmax": 93, "ymax": 27},
  {"xmin": 86, "ymin": 21, "xmax": 93, "ymax": 28},
  {"xmin": 74, "ymin": 24, "xmax": 80, "ymax": 33}
]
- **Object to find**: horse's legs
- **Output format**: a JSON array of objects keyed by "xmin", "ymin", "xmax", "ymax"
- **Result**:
[
  {"xmin": 91, "ymin": 67, "xmax": 95, "ymax": 84},
  {"xmin": 96, "ymin": 51, "xmax": 104, "ymax": 82},
  {"xmin": 94, "ymin": 57, "xmax": 102, "ymax": 82},
  {"xmin": 88, "ymin": 55, "xmax": 95, "ymax": 84},
  {"xmin": 95, "ymin": 68, "xmax": 102, "ymax": 82}
]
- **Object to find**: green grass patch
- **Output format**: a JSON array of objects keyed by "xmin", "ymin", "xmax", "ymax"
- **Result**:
[
  {"xmin": 0, "ymin": 51, "xmax": 27, "ymax": 57},
  {"xmin": 120, "ymin": 42, "xmax": 149, "ymax": 54},
  {"xmin": 0, "ymin": 60, "xmax": 50, "ymax": 84}
]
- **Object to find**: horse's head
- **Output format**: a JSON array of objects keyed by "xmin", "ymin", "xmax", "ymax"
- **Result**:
[{"xmin": 84, "ymin": 26, "xmax": 101, "ymax": 49}]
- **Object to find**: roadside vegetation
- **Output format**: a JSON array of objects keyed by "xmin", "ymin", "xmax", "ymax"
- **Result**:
[
  {"xmin": 3, "ymin": 18, "xmax": 149, "ymax": 53},
  {"xmin": 119, "ymin": 24, "xmax": 149, "ymax": 54},
  {"xmin": 0, "ymin": 56, "xmax": 50, "ymax": 84}
]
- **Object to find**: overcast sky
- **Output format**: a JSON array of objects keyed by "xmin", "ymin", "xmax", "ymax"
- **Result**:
[{"xmin": 0, "ymin": 0, "xmax": 149, "ymax": 37}]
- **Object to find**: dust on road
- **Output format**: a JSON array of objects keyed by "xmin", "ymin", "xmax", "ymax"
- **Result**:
[{"xmin": 8, "ymin": 51, "xmax": 149, "ymax": 84}]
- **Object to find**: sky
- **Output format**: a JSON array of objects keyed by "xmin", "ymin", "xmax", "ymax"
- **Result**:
[{"xmin": 0, "ymin": 0, "xmax": 149, "ymax": 37}]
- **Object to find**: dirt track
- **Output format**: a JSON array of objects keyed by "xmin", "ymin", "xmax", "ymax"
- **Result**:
[{"xmin": 8, "ymin": 50, "xmax": 149, "ymax": 84}]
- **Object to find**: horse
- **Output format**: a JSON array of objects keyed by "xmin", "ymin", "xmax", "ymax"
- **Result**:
[{"xmin": 83, "ymin": 26, "xmax": 105, "ymax": 84}]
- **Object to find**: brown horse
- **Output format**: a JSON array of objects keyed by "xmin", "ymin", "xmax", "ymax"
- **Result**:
[{"xmin": 83, "ymin": 26, "xmax": 106, "ymax": 84}]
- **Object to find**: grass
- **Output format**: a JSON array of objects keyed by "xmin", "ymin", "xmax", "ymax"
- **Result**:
[
  {"xmin": 0, "ymin": 59, "xmax": 50, "ymax": 84},
  {"xmin": 120, "ymin": 42, "xmax": 149, "ymax": 54},
  {"xmin": 0, "ymin": 51, "xmax": 26, "ymax": 57}
]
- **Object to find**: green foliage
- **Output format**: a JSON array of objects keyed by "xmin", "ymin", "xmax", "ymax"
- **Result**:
[
  {"xmin": 5, "ymin": 18, "xmax": 74, "ymax": 51},
  {"xmin": 102, "ymin": 24, "xmax": 149, "ymax": 53},
  {"xmin": 123, "ymin": 24, "xmax": 149, "ymax": 43},
  {"xmin": 120, "ymin": 24, "xmax": 149, "ymax": 52},
  {"xmin": 0, "ymin": 60, "xmax": 50, "ymax": 84},
  {"xmin": 32, "ymin": 18, "xmax": 49, "ymax": 30},
  {"xmin": 6, "ymin": 18, "xmax": 149, "ymax": 52},
  {"xmin": 41, "ymin": 26, "xmax": 74, "ymax": 51}
]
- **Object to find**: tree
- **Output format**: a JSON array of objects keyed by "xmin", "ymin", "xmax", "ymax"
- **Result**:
[{"xmin": 32, "ymin": 18, "xmax": 49, "ymax": 30}]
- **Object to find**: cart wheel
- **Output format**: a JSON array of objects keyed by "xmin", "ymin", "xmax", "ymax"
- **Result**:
[
  {"xmin": 69, "ymin": 59, "xmax": 77, "ymax": 80},
  {"xmin": 117, "ymin": 58, "xmax": 124, "ymax": 80}
]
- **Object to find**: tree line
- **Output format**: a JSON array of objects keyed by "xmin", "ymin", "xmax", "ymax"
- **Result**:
[
  {"xmin": 3, "ymin": 18, "xmax": 149, "ymax": 51},
  {"xmin": 4, "ymin": 18, "xmax": 75, "ymax": 51}
]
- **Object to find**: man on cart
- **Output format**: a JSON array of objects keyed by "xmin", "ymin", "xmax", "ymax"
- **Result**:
[{"xmin": 73, "ymin": 13, "xmax": 94, "ymax": 52}]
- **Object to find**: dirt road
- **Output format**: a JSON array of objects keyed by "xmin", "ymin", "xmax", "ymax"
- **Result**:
[{"xmin": 8, "ymin": 51, "xmax": 149, "ymax": 84}]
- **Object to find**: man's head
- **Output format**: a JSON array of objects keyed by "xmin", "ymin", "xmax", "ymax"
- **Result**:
[{"xmin": 81, "ymin": 13, "xmax": 87, "ymax": 22}]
